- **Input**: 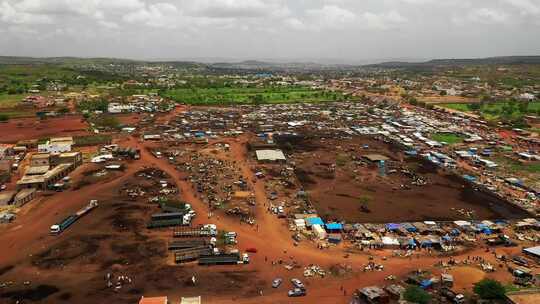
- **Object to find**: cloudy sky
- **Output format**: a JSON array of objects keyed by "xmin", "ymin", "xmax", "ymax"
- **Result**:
[{"xmin": 1, "ymin": 0, "xmax": 540, "ymax": 62}]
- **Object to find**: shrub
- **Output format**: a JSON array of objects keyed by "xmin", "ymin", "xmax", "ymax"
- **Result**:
[
  {"xmin": 404, "ymin": 286, "xmax": 431, "ymax": 304},
  {"xmin": 473, "ymin": 279, "xmax": 506, "ymax": 300}
]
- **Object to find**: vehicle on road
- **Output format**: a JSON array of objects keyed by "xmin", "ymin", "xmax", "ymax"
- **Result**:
[
  {"xmin": 272, "ymin": 278, "xmax": 282, "ymax": 288},
  {"xmin": 288, "ymin": 288, "xmax": 306, "ymax": 297},
  {"xmin": 50, "ymin": 200, "xmax": 99, "ymax": 234},
  {"xmin": 245, "ymin": 247, "xmax": 257, "ymax": 253},
  {"xmin": 291, "ymin": 278, "xmax": 305, "ymax": 290}
]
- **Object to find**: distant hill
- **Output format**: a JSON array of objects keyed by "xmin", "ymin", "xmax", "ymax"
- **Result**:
[
  {"xmin": 0, "ymin": 56, "xmax": 138, "ymax": 65},
  {"xmin": 2, "ymin": 55, "xmax": 540, "ymax": 71},
  {"xmin": 366, "ymin": 56, "xmax": 540, "ymax": 68}
]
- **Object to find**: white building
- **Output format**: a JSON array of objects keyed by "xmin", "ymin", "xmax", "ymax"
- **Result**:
[
  {"xmin": 255, "ymin": 149, "xmax": 286, "ymax": 162},
  {"xmin": 108, "ymin": 102, "xmax": 134, "ymax": 113},
  {"xmin": 519, "ymin": 93, "xmax": 536, "ymax": 102}
]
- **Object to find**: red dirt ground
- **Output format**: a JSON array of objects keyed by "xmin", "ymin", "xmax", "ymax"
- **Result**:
[
  {"xmin": 0, "ymin": 135, "xmax": 526, "ymax": 304},
  {"xmin": 294, "ymin": 137, "xmax": 529, "ymax": 223},
  {"xmin": 0, "ymin": 115, "xmax": 90, "ymax": 143}
]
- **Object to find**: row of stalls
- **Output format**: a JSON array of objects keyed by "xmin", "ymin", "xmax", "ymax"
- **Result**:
[{"xmin": 292, "ymin": 214, "xmax": 539, "ymax": 250}]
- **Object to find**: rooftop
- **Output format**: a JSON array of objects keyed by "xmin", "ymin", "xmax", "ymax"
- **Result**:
[
  {"xmin": 255, "ymin": 149, "xmax": 286, "ymax": 161},
  {"xmin": 506, "ymin": 291, "xmax": 540, "ymax": 304},
  {"xmin": 25, "ymin": 166, "xmax": 50, "ymax": 175},
  {"xmin": 31, "ymin": 153, "xmax": 50, "ymax": 159},
  {"xmin": 363, "ymin": 154, "xmax": 390, "ymax": 162},
  {"xmin": 523, "ymin": 246, "xmax": 540, "ymax": 257},
  {"xmin": 139, "ymin": 296, "xmax": 168, "ymax": 304}
]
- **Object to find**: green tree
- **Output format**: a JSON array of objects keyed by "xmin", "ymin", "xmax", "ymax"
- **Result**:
[
  {"xmin": 473, "ymin": 279, "xmax": 506, "ymax": 300},
  {"xmin": 470, "ymin": 103, "xmax": 481, "ymax": 111},
  {"xmin": 251, "ymin": 94, "xmax": 264, "ymax": 105},
  {"xmin": 403, "ymin": 286, "xmax": 431, "ymax": 304},
  {"xmin": 358, "ymin": 195, "xmax": 372, "ymax": 206},
  {"xmin": 58, "ymin": 107, "xmax": 69, "ymax": 114},
  {"xmin": 358, "ymin": 195, "xmax": 372, "ymax": 213}
]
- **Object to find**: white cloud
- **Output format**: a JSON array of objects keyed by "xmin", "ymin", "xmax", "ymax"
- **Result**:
[
  {"xmin": 502, "ymin": 0, "xmax": 540, "ymax": 15},
  {"xmin": 1, "ymin": 0, "xmax": 539, "ymax": 60},
  {"xmin": 190, "ymin": 0, "xmax": 286, "ymax": 18},
  {"xmin": 124, "ymin": 2, "xmax": 179, "ymax": 29},
  {"xmin": 453, "ymin": 7, "xmax": 510, "ymax": 25},
  {"xmin": 299, "ymin": 5, "xmax": 407, "ymax": 31},
  {"xmin": 362, "ymin": 11, "xmax": 407, "ymax": 30},
  {"xmin": 98, "ymin": 20, "xmax": 120, "ymax": 29},
  {"xmin": 0, "ymin": 1, "xmax": 53, "ymax": 24},
  {"xmin": 470, "ymin": 8, "xmax": 509, "ymax": 24},
  {"xmin": 306, "ymin": 5, "xmax": 356, "ymax": 30}
]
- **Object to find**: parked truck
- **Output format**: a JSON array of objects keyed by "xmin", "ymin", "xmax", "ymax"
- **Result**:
[
  {"xmin": 50, "ymin": 200, "xmax": 98, "ymax": 235},
  {"xmin": 168, "ymin": 239, "xmax": 210, "ymax": 251},
  {"xmin": 173, "ymin": 225, "xmax": 217, "ymax": 238},
  {"xmin": 198, "ymin": 252, "xmax": 250, "ymax": 266},
  {"xmin": 174, "ymin": 246, "xmax": 213, "ymax": 264}
]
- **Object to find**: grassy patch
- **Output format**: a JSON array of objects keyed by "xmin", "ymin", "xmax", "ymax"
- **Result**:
[
  {"xmin": 88, "ymin": 115, "xmax": 120, "ymax": 130},
  {"xmin": 440, "ymin": 101, "xmax": 540, "ymax": 122},
  {"xmin": 439, "ymin": 103, "xmax": 473, "ymax": 112},
  {"xmin": 162, "ymin": 86, "xmax": 348, "ymax": 105},
  {"xmin": 494, "ymin": 156, "xmax": 540, "ymax": 174},
  {"xmin": 0, "ymin": 110, "xmax": 35, "ymax": 119},
  {"xmin": 0, "ymin": 94, "xmax": 25, "ymax": 108},
  {"xmin": 431, "ymin": 133, "xmax": 465, "ymax": 144},
  {"xmin": 73, "ymin": 135, "xmax": 112, "ymax": 146}
]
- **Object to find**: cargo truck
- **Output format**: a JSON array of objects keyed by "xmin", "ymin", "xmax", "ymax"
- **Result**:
[
  {"xmin": 173, "ymin": 226, "xmax": 217, "ymax": 238},
  {"xmin": 148, "ymin": 214, "xmax": 194, "ymax": 229},
  {"xmin": 198, "ymin": 252, "xmax": 249, "ymax": 265},
  {"xmin": 50, "ymin": 200, "xmax": 98, "ymax": 234},
  {"xmin": 174, "ymin": 246, "xmax": 213, "ymax": 264},
  {"xmin": 168, "ymin": 239, "xmax": 210, "ymax": 251}
]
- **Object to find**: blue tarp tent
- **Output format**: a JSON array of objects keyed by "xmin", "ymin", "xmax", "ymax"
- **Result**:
[
  {"xmin": 420, "ymin": 280, "xmax": 433, "ymax": 289},
  {"xmin": 420, "ymin": 240, "xmax": 432, "ymax": 247},
  {"xmin": 405, "ymin": 150, "xmax": 418, "ymax": 156},
  {"xmin": 328, "ymin": 234, "xmax": 342, "ymax": 244},
  {"xmin": 463, "ymin": 175, "xmax": 477, "ymax": 182},
  {"xmin": 451, "ymin": 229, "xmax": 461, "ymax": 236},
  {"xmin": 306, "ymin": 217, "xmax": 324, "ymax": 226},
  {"xmin": 402, "ymin": 223, "xmax": 417, "ymax": 232},
  {"xmin": 386, "ymin": 223, "xmax": 401, "ymax": 231},
  {"xmin": 325, "ymin": 223, "xmax": 343, "ymax": 231}
]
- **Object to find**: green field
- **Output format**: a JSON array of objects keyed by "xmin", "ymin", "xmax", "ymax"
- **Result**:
[
  {"xmin": 0, "ymin": 93, "xmax": 24, "ymax": 108},
  {"xmin": 162, "ymin": 87, "xmax": 348, "ymax": 105},
  {"xmin": 439, "ymin": 103, "xmax": 473, "ymax": 112},
  {"xmin": 431, "ymin": 133, "xmax": 465, "ymax": 144},
  {"xmin": 440, "ymin": 101, "xmax": 540, "ymax": 121},
  {"xmin": 494, "ymin": 156, "xmax": 540, "ymax": 174}
]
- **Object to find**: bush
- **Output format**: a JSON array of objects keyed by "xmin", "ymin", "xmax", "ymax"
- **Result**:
[
  {"xmin": 404, "ymin": 286, "xmax": 431, "ymax": 304},
  {"xmin": 473, "ymin": 279, "xmax": 506, "ymax": 300},
  {"xmin": 0, "ymin": 114, "xmax": 9, "ymax": 122}
]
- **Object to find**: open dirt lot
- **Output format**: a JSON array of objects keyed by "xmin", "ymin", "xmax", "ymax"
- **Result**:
[
  {"xmin": 0, "ymin": 115, "xmax": 90, "ymax": 143},
  {"xmin": 289, "ymin": 136, "xmax": 530, "ymax": 223}
]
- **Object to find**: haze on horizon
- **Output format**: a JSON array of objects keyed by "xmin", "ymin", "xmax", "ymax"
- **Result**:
[{"xmin": 1, "ymin": 0, "xmax": 540, "ymax": 63}]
